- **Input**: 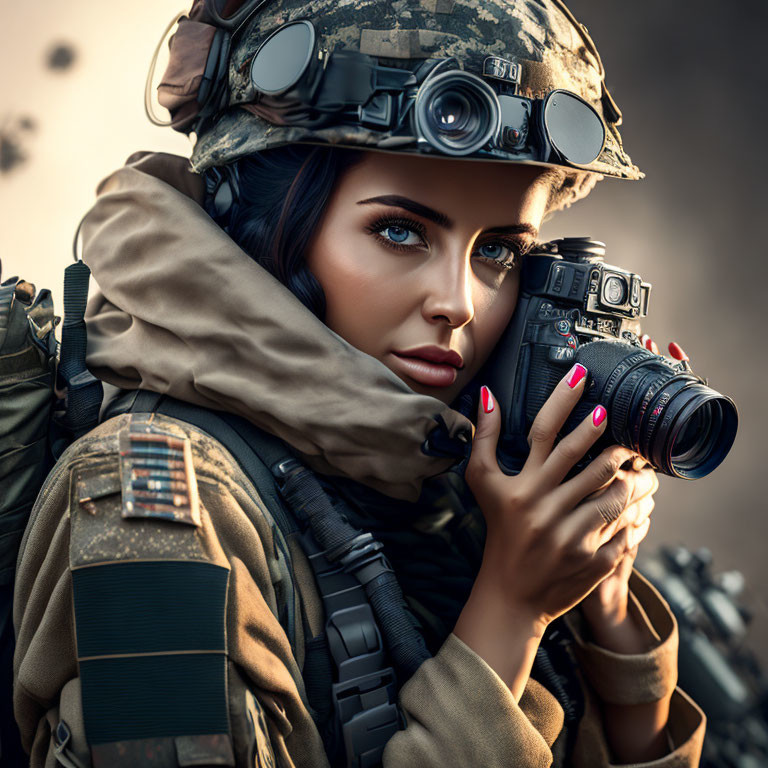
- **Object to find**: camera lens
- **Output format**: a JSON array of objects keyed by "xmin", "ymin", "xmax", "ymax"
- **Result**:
[
  {"xmin": 602, "ymin": 275, "xmax": 627, "ymax": 305},
  {"xmin": 660, "ymin": 385, "xmax": 737, "ymax": 479},
  {"xmin": 431, "ymin": 91, "xmax": 472, "ymax": 133},
  {"xmin": 566, "ymin": 340, "xmax": 738, "ymax": 479},
  {"xmin": 671, "ymin": 408, "xmax": 705, "ymax": 461},
  {"xmin": 414, "ymin": 70, "xmax": 500, "ymax": 156}
]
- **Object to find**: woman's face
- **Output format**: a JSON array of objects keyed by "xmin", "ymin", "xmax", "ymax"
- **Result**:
[{"xmin": 306, "ymin": 151, "xmax": 554, "ymax": 404}]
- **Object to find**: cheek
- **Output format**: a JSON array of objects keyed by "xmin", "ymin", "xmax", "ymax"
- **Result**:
[
  {"xmin": 469, "ymin": 276, "xmax": 519, "ymax": 367},
  {"xmin": 306, "ymin": 223, "xmax": 410, "ymax": 352}
]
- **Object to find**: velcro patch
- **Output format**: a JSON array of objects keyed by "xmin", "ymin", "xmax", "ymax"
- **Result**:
[
  {"xmin": 74, "ymin": 560, "xmax": 230, "ymax": 745},
  {"xmin": 118, "ymin": 418, "xmax": 201, "ymax": 526}
]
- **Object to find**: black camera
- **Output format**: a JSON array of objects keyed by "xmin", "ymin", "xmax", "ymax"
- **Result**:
[{"xmin": 484, "ymin": 237, "xmax": 738, "ymax": 479}]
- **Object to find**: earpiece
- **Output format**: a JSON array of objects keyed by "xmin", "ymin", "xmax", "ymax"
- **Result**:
[{"xmin": 205, "ymin": 164, "xmax": 241, "ymax": 228}]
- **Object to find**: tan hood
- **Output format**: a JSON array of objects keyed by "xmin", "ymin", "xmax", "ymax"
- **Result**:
[{"xmin": 81, "ymin": 152, "xmax": 473, "ymax": 501}]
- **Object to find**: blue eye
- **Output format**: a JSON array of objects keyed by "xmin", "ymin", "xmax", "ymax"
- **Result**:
[
  {"xmin": 476, "ymin": 242, "xmax": 517, "ymax": 267},
  {"xmin": 379, "ymin": 225, "xmax": 422, "ymax": 246},
  {"xmin": 478, "ymin": 244, "xmax": 506, "ymax": 260}
]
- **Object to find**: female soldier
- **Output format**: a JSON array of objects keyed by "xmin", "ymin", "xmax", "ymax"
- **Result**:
[{"xmin": 13, "ymin": 1, "xmax": 706, "ymax": 766}]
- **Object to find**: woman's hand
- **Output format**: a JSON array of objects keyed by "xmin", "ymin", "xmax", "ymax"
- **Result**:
[
  {"xmin": 464, "ymin": 364, "xmax": 647, "ymax": 631},
  {"xmin": 454, "ymin": 360, "xmax": 651, "ymax": 699}
]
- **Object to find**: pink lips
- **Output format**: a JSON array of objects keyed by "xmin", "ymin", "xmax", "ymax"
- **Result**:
[{"xmin": 391, "ymin": 345, "xmax": 464, "ymax": 388}]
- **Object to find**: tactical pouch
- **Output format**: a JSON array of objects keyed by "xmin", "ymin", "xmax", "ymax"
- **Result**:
[
  {"xmin": 0, "ymin": 266, "xmax": 58, "ymax": 766},
  {"xmin": 0, "ymin": 271, "xmax": 57, "ymax": 586}
]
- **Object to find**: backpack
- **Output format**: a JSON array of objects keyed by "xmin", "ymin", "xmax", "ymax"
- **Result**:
[
  {"xmin": 0, "ymin": 260, "xmax": 103, "ymax": 767},
  {"xmin": 0, "ymin": 266, "xmax": 57, "ymax": 767}
]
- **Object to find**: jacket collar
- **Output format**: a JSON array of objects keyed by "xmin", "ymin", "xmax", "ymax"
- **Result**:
[{"xmin": 82, "ymin": 151, "xmax": 473, "ymax": 501}]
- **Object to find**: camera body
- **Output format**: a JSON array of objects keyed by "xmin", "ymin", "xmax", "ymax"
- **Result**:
[{"xmin": 484, "ymin": 237, "xmax": 737, "ymax": 478}]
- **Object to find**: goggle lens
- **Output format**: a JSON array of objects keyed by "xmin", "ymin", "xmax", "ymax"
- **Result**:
[
  {"xmin": 543, "ymin": 90, "xmax": 605, "ymax": 166},
  {"xmin": 250, "ymin": 20, "xmax": 316, "ymax": 95}
]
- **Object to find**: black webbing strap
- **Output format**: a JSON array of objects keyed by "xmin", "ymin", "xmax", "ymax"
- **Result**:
[
  {"xmin": 273, "ymin": 464, "xmax": 407, "ymax": 768},
  {"xmin": 57, "ymin": 262, "xmax": 103, "ymax": 436},
  {"xmin": 292, "ymin": 526, "xmax": 401, "ymax": 768}
]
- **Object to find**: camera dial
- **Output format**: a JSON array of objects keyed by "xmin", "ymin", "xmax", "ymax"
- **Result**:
[{"xmin": 552, "ymin": 237, "xmax": 606, "ymax": 263}]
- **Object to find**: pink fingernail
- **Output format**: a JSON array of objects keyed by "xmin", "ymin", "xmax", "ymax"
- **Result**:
[
  {"xmin": 668, "ymin": 341, "xmax": 689, "ymax": 362},
  {"xmin": 480, "ymin": 385, "xmax": 495, "ymax": 413},
  {"xmin": 566, "ymin": 363, "xmax": 587, "ymax": 389},
  {"xmin": 592, "ymin": 405, "xmax": 607, "ymax": 427}
]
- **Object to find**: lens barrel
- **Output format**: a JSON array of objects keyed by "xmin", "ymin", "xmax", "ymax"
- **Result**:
[
  {"xmin": 414, "ymin": 70, "xmax": 500, "ymax": 156},
  {"xmin": 653, "ymin": 383, "xmax": 737, "ymax": 479},
  {"xmin": 573, "ymin": 341, "xmax": 737, "ymax": 479}
]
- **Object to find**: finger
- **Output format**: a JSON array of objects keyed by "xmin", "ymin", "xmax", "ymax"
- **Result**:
[
  {"xmin": 597, "ymin": 466, "xmax": 657, "ymax": 505},
  {"xmin": 640, "ymin": 334, "xmax": 659, "ymax": 354},
  {"xmin": 592, "ymin": 519, "xmax": 650, "ymax": 582},
  {"xmin": 626, "ymin": 494, "xmax": 656, "ymax": 532},
  {"xmin": 539, "ymin": 403, "xmax": 609, "ymax": 488},
  {"xmin": 554, "ymin": 444, "xmax": 639, "ymax": 511},
  {"xmin": 591, "ymin": 525, "xmax": 631, "ymax": 579},
  {"xmin": 565, "ymin": 472, "xmax": 633, "ymax": 547},
  {"xmin": 465, "ymin": 386, "xmax": 503, "ymax": 493},
  {"xmin": 592, "ymin": 491, "xmax": 656, "ymax": 549},
  {"xmin": 631, "ymin": 455, "xmax": 651, "ymax": 471},
  {"xmin": 668, "ymin": 341, "xmax": 690, "ymax": 362},
  {"xmin": 525, "ymin": 363, "xmax": 590, "ymax": 467},
  {"xmin": 627, "ymin": 516, "xmax": 651, "ymax": 550},
  {"xmin": 624, "ymin": 467, "xmax": 659, "ymax": 506},
  {"xmin": 578, "ymin": 471, "xmax": 656, "ymax": 548}
]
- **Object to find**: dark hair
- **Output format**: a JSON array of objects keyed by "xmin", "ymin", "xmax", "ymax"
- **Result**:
[{"xmin": 206, "ymin": 145, "xmax": 362, "ymax": 319}]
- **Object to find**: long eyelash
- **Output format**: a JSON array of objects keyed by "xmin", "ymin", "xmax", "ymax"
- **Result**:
[
  {"xmin": 364, "ymin": 215, "xmax": 428, "ymax": 251},
  {"xmin": 476, "ymin": 237, "xmax": 528, "ymax": 269}
]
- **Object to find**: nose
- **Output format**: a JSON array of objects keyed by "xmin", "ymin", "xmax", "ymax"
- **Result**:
[{"xmin": 421, "ymin": 249, "xmax": 475, "ymax": 329}]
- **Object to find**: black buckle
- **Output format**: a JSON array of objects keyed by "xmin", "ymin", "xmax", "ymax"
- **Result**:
[
  {"xmin": 326, "ymin": 598, "xmax": 401, "ymax": 767},
  {"xmin": 333, "ymin": 667, "xmax": 400, "ymax": 768}
]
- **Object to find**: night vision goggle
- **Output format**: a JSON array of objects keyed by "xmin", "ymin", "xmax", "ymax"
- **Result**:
[{"xmin": 238, "ymin": 19, "xmax": 607, "ymax": 166}]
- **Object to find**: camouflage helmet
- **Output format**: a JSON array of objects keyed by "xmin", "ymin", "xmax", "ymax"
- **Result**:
[{"xmin": 154, "ymin": 0, "xmax": 642, "ymax": 183}]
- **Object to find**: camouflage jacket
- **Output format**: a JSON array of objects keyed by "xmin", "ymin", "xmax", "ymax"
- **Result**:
[{"xmin": 14, "ymin": 412, "xmax": 705, "ymax": 768}]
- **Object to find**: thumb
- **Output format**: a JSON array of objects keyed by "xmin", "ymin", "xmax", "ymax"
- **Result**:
[{"xmin": 466, "ymin": 385, "xmax": 502, "ymax": 484}]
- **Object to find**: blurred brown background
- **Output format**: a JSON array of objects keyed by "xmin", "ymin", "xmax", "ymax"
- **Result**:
[{"xmin": 1, "ymin": 1, "xmax": 766, "ymax": 661}]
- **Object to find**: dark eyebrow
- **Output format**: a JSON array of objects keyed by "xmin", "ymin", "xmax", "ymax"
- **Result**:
[
  {"xmin": 356, "ymin": 195, "xmax": 453, "ymax": 229},
  {"xmin": 356, "ymin": 195, "xmax": 539, "ymax": 240},
  {"xmin": 483, "ymin": 223, "xmax": 539, "ymax": 239}
]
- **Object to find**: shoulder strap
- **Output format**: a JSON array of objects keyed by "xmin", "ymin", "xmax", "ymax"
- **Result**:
[{"xmin": 56, "ymin": 262, "xmax": 103, "ymax": 440}]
